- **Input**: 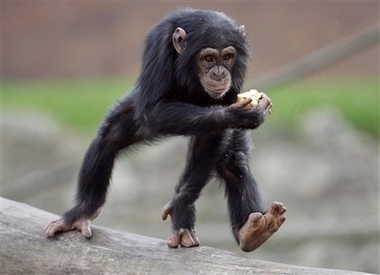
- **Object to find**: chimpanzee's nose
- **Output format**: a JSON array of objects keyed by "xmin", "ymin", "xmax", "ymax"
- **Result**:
[{"xmin": 211, "ymin": 66, "xmax": 227, "ymax": 81}]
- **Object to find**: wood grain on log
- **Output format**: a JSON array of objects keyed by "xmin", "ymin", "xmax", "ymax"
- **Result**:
[{"xmin": 0, "ymin": 197, "xmax": 373, "ymax": 274}]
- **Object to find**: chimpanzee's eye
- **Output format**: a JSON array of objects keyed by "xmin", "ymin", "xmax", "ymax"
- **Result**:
[
  {"xmin": 204, "ymin": 55, "xmax": 214, "ymax": 63},
  {"xmin": 223, "ymin": 54, "xmax": 232, "ymax": 61}
]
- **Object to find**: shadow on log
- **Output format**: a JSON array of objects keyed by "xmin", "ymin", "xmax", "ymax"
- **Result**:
[{"xmin": 0, "ymin": 197, "xmax": 373, "ymax": 275}]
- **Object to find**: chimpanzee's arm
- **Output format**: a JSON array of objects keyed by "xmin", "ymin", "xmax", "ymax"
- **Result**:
[{"xmin": 144, "ymin": 94, "xmax": 272, "ymax": 136}]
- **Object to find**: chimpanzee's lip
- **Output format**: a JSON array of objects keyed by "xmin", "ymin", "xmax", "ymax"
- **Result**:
[
  {"xmin": 206, "ymin": 87, "xmax": 230, "ymax": 99},
  {"xmin": 207, "ymin": 83, "xmax": 230, "ymax": 94},
  {"xmin": 213, "ymin": 86, "xmax": 228, "ymax": 93}
]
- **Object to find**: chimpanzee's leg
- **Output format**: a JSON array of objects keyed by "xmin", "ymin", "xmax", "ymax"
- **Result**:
[
  {"xmin": 216, "ymin": 130, "xmax": 286, "ymax": 252},
  {"xmin": 161, "ymin": 132, "xmax": 226, "ymax": 248},
  {"xmin": 45, "ymin": 95, "xmax": 145, "ymax": 238}
]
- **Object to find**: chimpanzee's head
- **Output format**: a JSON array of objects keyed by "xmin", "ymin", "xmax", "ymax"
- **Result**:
[{"xmin": 172, "ymin": 11, "xmax": 249, "ymax": 99}]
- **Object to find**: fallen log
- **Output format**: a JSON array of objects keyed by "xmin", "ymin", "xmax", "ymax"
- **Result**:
[{"xmin": 0, "ymin": 197, "xmax": 373, "ymax": 274}]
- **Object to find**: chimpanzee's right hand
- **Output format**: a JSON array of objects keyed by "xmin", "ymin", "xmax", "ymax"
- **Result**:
[{"xmin": 228, "ymin": 92, "xmax": 272, "ymax": 129}]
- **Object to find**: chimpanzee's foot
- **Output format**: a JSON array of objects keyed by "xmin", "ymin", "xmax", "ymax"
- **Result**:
[
  {"xmin": 45, "ymin": 209, "xmax": 101, "ymax": 239},
  {"xmin": 161, "ymin": 201, "xmax": 200, "ymax": 248},
  {"xmin": 45, "ymin": 218, "xmax": 92, "ymax": 238},
  {"xmin": 166, "ymin": 228, "xmax": 200, "ymax": 248},
  {"xmin": 238, "ymin": 201, "xmax": 286, "ymax": 252}
]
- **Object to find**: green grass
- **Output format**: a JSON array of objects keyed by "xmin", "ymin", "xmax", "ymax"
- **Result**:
[
  {"xmin": 266, "ymin": 79, "xmax": 379, "ymax": 138},
  {"xmin": 2, "ymin": 78, "xmax": 131, "ymax": 134},
  {"xmin": 2, "ymin": 78, "xmax": 379, "ymax": 138}
]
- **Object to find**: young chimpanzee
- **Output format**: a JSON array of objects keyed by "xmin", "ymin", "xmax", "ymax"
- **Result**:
[{"xmin": 45, "ymin": 8, "xmax": 286, "ymax": 252}]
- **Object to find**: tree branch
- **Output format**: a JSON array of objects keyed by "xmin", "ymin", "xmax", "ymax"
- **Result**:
[{"xmin": 0, "ymin": 197, "xmax": 372, "ymax": 275}]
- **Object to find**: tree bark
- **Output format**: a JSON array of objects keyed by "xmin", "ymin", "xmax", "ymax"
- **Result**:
[{"xmin": 0, "ymin": 197, "xmax": 373, "ymax": 275}]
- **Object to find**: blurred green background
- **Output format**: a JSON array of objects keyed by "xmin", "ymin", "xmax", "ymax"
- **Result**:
[
  {"xmin": 3, "ymin": 78, "xmax": 379, "ymax": 138},
  {"xmin": 2, "ymin": 1, "xmax": 379, "ymax": 274}
]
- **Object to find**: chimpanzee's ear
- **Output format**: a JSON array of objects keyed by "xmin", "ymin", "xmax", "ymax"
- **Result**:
[
  {"xmin": 238, "ymin": 25, "xmax": 246, "ymax": 37},
  {"xmin": 172, "ymin": 27, "xmax": 187, "ymax": 54}
]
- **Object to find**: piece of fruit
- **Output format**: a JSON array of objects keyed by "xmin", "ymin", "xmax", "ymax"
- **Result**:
[{"xmin": 237, "ymin": 89, "xmax": 263, "ymax": 108}]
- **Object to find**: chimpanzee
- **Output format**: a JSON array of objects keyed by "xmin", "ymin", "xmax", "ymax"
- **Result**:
[{"xmin": 45, "ymin": 8, "xmax": 286, "ymax": 252}]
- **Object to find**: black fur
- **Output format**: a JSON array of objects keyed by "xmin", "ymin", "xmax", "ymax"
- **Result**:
[{"xmin": 63, "ymin": 8, "xmax": 265, "ymax": 243}]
